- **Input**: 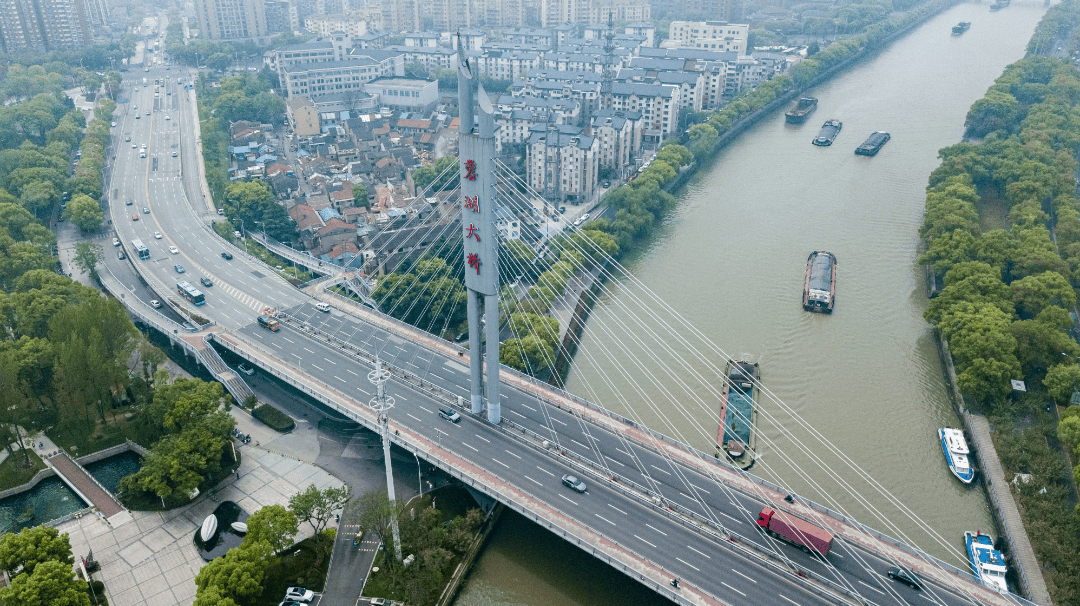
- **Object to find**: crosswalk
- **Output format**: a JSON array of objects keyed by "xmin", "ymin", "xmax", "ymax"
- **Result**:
[{"xmin": 214, "ymin": 279, "xmax": 267, "ymax": 313}]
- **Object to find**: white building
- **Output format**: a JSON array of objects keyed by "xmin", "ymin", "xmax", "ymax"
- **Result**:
[
  {"xmin": 624, "ymin": 21, "xmax": 655, "ymax": 47},
  {"xmin": 282, "ymin": 54, "xmax": 403, "ymax": 98},
  {"xmin": 496, "ymin": 207, "xmax": 521, "ymax": 240},
  {"xmin": 305, "ymin": 14, "xmax": 373, "ymax": 38},
  {"xmin": 590, "ymin": 109, "xmax": 642, "ymax": 175},
  {"xmin": 664, "ymin": 21, "xmax": 749, "ymax": 54},
  {"xmin": 363, "ymin": 78, "xmax": 439, "ymax": 110},
  {"xmin": 610, "ymin": 81, "xmax": 679, "ymax": 141},
  {"xmin": 526, "ymin": 130, "xmax": 599, "ymax": 204}
]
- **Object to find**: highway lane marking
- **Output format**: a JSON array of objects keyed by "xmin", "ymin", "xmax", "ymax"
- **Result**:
[
  {"xmin": 550, "ymin": 417, "xmax": 567, "ymax": 426},
  {"xmin": 536, "ymin": 467, "xmax": 555, "ymax": 477},
  {"xmin": 396, "ymin": 395, "xmax": 407, "ymax": 401},
  {"xmin": 675, "ymin": 557, "xmax": 699, "ymax": 572},
  {"xmin": 716, "ymin": 510, "xmax": 740, "ymax": 524},
  {"xmin": 571, "ymin": 439, "xmax": 590, "ymax": 449},
  {"xmin": 595, "ymin": 514, "xmax": 615, "ymax": 526},
  {"xmin": 604, "ymin": 456, "xmax": 627, "ymax": 467},
  {"xmin": 407, "ymin": 413, "xmax": 422, "ymax": 422},
  {"xmin": 524, "ymin": 475, "xmax": 542, "ymax": 487},
  {"xmin": 645, "ymin": 523, "xmax": 667, "ymax": 536},
  {"xmin": 607, "ymin": 504, "xmax": 627, "ymax": 515},
  {"xmin": 687, "ymin": 545, "xmax": 711, "ymax": 559},
  {"xmin": 649, "ymin": 464, "xmax": 671, "ymax": 475},
  {"xmin": 272, "ymin": 343, "xmax": 282, "ymax": 349},
  {"xmin": 419, "ymin": 406, "xmax": 433, "ymax": 413},
  {"xmin": 492, "ymin": 458, "xmax": 509, "ymax": 469},
  {"xmin": 509, "ymin": 410, "xmax": 526, "ymax": 418},
  {"xmin": 721, "ymin": 582, "xmax": 745, "ymax": 597},
  {"xmin": 336, "ymin": 377, "xmax": 346, "ymax": 383},
  {"xmin": 462, "ymin": 443, "xmax": 478, "ymax": 452},
  {"xmin": 730, "ymin": 568, "xmax": 756, "ymax": 583},
  {"xmin": 778, "ymin": 594, "xmax": 801, "ymax": 606},
  {"xmin": 633, "ymin": 534, "xmax": 657, "ymax": 549},
  {"xmin": 311, "ymin": 364, "xmax": 325, "ymax": 372},
  {"xmin": 283, "ymin": 337, "xmax": 294, "ymax": 343},
  {"xmin": 558, "ymin": 494, "xmax": 578, "ymax": 506},
  {"xmin": 616, "ymin": 447, "xmax": 631, "ymax": 457},
  {"xmin": 521, "ymin": 403, "xmax": 536, "ymax": 411},
  {"xmin": 304, "ymin": 347, "xmax": 315, "ymax": 354},
  {"xmin": 323, "ymin": 358, "xmax": 336, "ymax": 364},
  {"xmin": 857, "ymin": 581, "xmax": 885, "ymax": 595},
  {"xmin": 347, "ymin": 369, "xmax": 359, "ymax": 376},
  {"xmin": 689, "ymin": 483, "xmax": 710, "ymax": 494},
  {"xmin": 504, "ymin": 450, "xmax": 521, "ymax": 459},
  {"xmin": 474, "ymin": 434, "xmax": 491, "ymax": 443}
]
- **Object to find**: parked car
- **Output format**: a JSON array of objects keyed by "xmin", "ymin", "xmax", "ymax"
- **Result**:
[
  {"xmin": 438, "ymin": 408, "xmax": 460, "ymax": 423},
  {"xmin": 237, "ymin": 363, "xmax": 254, "ymax": 376},
  {"xmin": 886, "ymin": 567, "xmax": 922, "ymax": 590},
  {"xmin": 117, "ymin": 250, "xmax": 125, "ymax": 260},
  {"xmin": 173, "ymin": 264, "xmax": 185, "ymax": 273},
  {"xmin": 561, "ymin": 474, "xmax": 587, "ymax": 493},
  {"xmin": 112, "ymin": 237, "xmax": 121, "ymax": 247},
  {"xmin": 284, "ymin": 587, "xmax": 314, "ymax": 603}
]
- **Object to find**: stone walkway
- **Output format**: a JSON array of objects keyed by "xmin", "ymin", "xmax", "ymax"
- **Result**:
[{"xmin": 58, "ymin": 448, "xmax": 345, "ymax": 606}]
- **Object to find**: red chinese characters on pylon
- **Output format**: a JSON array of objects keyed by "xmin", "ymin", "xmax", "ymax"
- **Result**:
[
  {"xmin": 468, "ymin": 253, "xmax": 481, "ymax": 274},
  {"xmin": 465, "ymin": 224, "xmax": 480, "ymax": 242},
  {"xmin": 463, "ymin": 195, "xmax": 479, "ymax": 213},
  {"xmin": 464, "ymin": 159, "xmax": 477, "ymax": 181}
]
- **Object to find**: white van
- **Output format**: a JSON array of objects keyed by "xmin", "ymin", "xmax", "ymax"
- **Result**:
[{"xmin": 315, "ymin": 302, "xmax": 330, "ymax": 312}]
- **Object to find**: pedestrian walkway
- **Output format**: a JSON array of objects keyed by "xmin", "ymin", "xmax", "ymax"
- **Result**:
[{"xmin": 46, "ymin": 452, "xmax": 130, "ymax": 524}]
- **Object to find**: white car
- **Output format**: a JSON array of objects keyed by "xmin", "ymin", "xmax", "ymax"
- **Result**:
[
  {"xmin": 150, "ymin": 300, "xmax": 162, "ymax": 308},
  {"xmin": 165, "ymin": 115, "xmax": 170, "ymax": 120},
  {"xmin": 284, "ymin": 587, "xmax": 314, "ymax": 602},
  {"xmin": 169, "ymin": 246, "xmax": 178, "ymax": 254},
  {"xmin": 112, "ymin": 237, "xmax": 120, "ymax": 247},
  {"xmin": 154, "ymin": 231, "xmax": 162, "ymax": 239},
  {"xmin": 237, "ymin": 363, "xmax": 254, "ymax": 376}
]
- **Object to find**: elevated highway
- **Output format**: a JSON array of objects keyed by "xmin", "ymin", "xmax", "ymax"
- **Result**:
[{"xmin": 97, "ymin": 64, "xmax": 1036, "ymax": 606}]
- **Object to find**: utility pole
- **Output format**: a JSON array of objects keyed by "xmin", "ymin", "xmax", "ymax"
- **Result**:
[{"xmin": 368, "ymin": 357, "xmax": 402, "ymax": 561}]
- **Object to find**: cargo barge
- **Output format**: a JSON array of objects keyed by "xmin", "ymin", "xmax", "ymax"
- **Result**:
[
  {"xmin": 812, "ymin": 119, "xmax": 842, "ymax": 146},
  {"xmin": 785, "ymin": 97, "xmax": 818, "ymax": 124},
  {"xmin": 855, "ymin": 131, "xmax": 890, "ymax": 156},
  {"xmin": 803, "ymin": 251, "xmax": 837, "ymax": 313},
  {"xmin": 716, "ymin": 360, "xmax": 758, "ymax": 468}
]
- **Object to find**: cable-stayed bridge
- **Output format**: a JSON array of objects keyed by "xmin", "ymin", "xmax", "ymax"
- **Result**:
[{"xmin": 99, "ymin": 61, "xmax": 1044, "ymax": 606}]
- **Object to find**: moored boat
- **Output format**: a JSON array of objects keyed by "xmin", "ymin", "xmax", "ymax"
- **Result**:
[
  {"xmin": 785, "ymin": 97, "xmax": 818, "ymax": 124},
  {"xmin": 716, "ymin": 361, "xmax": 758, "ymax": 468},
  {"xmin": 803, "ymin": 251, "xmax": 837, "ymax": 313},
  {"xmin": 952, "ymin": 21, "xmax": 970, "ymax": 34},
  {"xmin": 939, "ymin": 427, "xmax": 975, "ymax": 483},
  {"xmin": 200, "ymin": 514, "xmax": 218, "ymax": 542},
  {"xmin": 855, "ymin": 131, "xmax": 890, "ymax": 156},
  {"xmin": 965, "ymin": 531, "xmax": 1008, "ymax": 592},
  {"xmin": 812, "ymin": 119, "xmax": 842, "ymax": 146}
]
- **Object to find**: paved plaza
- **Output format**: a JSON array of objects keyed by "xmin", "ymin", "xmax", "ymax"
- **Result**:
[{"xmin": 58, "ymin": 447, "xmax": 345, "ymax": 606}]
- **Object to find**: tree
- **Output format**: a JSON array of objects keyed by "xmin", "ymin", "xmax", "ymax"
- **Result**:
[
  {"xmin": 1011, "ymin": 271, "xmax": 1076, "ymax": 318},
  {"xmin": 412, "ymin": 155, "xmax": 458, "ymax": 192},
  {"xmin": 194, "ymin": 541, "xmax": 273, "ymax": 603},
  {"xmin": 72, "ymin": 242, "xmax": 100, "ymax": 279},
  {"xmin": 348, "ymin": 489, "xmax": 403, "ymax": 562},
  {"xmin": 289, "ymin": 484, "xmax": 350, "ymax": 539},
  {"xmin": 0, "ymin": 559, "xmax": 89, "ymax": 606},
  {"xmin": 243, "ymin": 505, "xmax": 298, "ymax": 553},
  {"xmin": 351, "ymin": 182, "xmax": 369, "ymax": 208},
  {"xmin": 0, "ymin": 526, "xmax": 74, "ymax": 575},
  {"xmin": 500, "ymin": 333, "xmax": 556, "ymax": 372},
  {"xmin": 687, "ymin": 123, "xmax": 719, "ymax": 160},
  {"xmin": 192, "ymin": 586, "xmax": 240, "ymax": 606},
  {"xmin": 63, "ymin": 194, "xmax": 102, "ymax": 232},
  {"xmin": 1045, "ymin": 364, "xmax": 1080, "ymax": 405}
]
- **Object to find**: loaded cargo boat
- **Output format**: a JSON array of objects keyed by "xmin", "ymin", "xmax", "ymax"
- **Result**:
[
  {"xmin": 952, "ymin": 21, "xmax": 970, "ymax": 34},
  {"xmin": 803, "ymin": 251, "xmax": 837, "ymax": 313},
  {"xmin": 716, "ymin": 360, "xmax": 758, "ymax": 468},
  {"xmin": 785, "ymin": 97, "xmax": 818, "ymax": 124},
  {"xmin": 855, "ymin": 131, "xmax": 890, "ymax": 156},
  {"xmin": 812, "ymin": 119, "xmax": 842, "ymax": 146}
]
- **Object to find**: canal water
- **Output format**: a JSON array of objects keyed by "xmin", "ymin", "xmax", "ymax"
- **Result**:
[{"xmin": 456, "ymin": 2, "xmax": 1051, "ymax": 604}]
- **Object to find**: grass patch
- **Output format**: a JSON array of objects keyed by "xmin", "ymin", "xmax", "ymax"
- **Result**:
[
  {"xmin": 0, "ymin": 449, "xmax": 45, "ymax": 491},
  {"xmin": 253, "ymin": 404, "xmax": 295, "ymax": 432},
  {"xmin": 253, "ymin": 532, "xmax": 333, "ymax": 606}
]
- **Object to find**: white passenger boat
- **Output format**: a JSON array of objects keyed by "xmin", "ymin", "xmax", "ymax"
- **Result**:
[
  {"xmin": 939, "ymin": 427, "xmax": 975, "ymax": 483},
  {"xmin": 965, "ymin": 530, "xmax": 1008, "ymax": 592}
]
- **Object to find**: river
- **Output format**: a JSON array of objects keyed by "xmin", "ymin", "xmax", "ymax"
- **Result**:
[{"xmin": 454, "ymin": 3, "xmax": 1050, "ymax": 604}]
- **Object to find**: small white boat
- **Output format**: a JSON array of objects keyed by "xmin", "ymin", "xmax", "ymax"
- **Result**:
[
  {"xmin": 231, "ymin": 521, "xmax": 248, "ymax": 534},
  {"xmin": 939, "ymin": 427, "xmax": 975, "ymax": 483},
  {"xmin": 965, "ymin": 530, "xmax": 1008, "ymax": 592},
  {"xmin": 200, "ymin": 514, "xmax": 218, "ymax": 542}
]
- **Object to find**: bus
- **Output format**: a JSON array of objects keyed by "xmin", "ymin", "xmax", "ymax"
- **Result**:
[
  {"xmin": 131, "ymin": 239, "xmax": 150, "ymax": 260},
  {"xmin": 176, "ymin": 281, "xmax": 205, "ymax": 306}
]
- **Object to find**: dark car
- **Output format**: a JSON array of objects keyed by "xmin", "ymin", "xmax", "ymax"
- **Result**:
[
  {"xmin": 200, "ymin": 277, "xmax": 213, "ymax": 287},
  {"xmin": 174, "ymin": 264, "xmax": 185, "ymax": 274},
  {"xmin": 886, "ymin": 566, "xmax": 922, "ymax": 590},
  {"xmin": 125, "ymin": 198, "xmax": 133, "ymax": 206},
  {"xmin": 561, "ymin": 474, "xmax": 587, "ymax": 493},
  {"xmin": 438, "ymin": 408, "xmax": 460, "ymax": 423},
  {"xmin": 221, "ymin": 252, "xmax": 233, "ymax": 260}
]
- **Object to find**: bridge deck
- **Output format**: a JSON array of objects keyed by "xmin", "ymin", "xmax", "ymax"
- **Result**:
[{"xmin": 47, "ymin": 452, "xmax": 125, "ymax": 520}]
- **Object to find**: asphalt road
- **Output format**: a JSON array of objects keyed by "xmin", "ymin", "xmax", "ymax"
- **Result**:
[{"xmin": 101, "ymin": 64, "xmax": 999, "ymax": 606}]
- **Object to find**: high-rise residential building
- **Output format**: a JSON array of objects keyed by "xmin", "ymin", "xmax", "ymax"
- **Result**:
[
  {"xmin": 194, "ymin": 0, "xmax": 268, "ymax": 40},
  {"xmin": 0, "ymin": 0, "xmax": 93, "ymax": 53},
  {"xmin": 380, "ymin": 0, "xmax": 417, "ymax": 32},
  {"xmin": 540, "ymin": 0, "xmax": 588, "ymax": 28},
  {"xmin": 588, "ymin": 0, "xmax": 648, "ymax": 24},
  {"xmin": 81, "ymin": 0, "xmax": 108, "ymax": 26},
  {"xmin": 672, "ymin": 0, "xmax": 741, "ymax": 23},
  {"xmin": 305, "ymin": 12, "xmax": 373, "ymax": 37},
  {"xmin": 265, "ymin": 0, "xmax": 291, "ymax": 33}
]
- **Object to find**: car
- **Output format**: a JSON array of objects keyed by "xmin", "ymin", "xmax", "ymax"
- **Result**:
[
  {"xmin": 315, "ymin": 302, "xmax": 330, "ymax": 312},
  {"xmin": 110, "ymin": 121, "xmax": 116, "ymax": 127},
  {"xmin": 602, "ymin": 181, "xmax": 611, "ymax": 187},
  {"xmin": 284, "ymin": 587, "xmax": 314, "ymax": 602},
  {"xmin": 234, "ymin": 230, "xmax": 242, "ymax": 239},
  {"xmin": 173, "ymin": 264, "xmax": 184, "ymax": 273},
  {"xmin": 165, "ymin": 115, "xmax": 170, "ymax": 120},
  {"xmin": 117, "ymin": 250, "xmax": 125, "ymax": 259},
  {"xmin": 200, "ymin": 277, "xmax": 213, "ymax": 287},
  {"xmin": 125, "ymin": 135, "xmax": 131, "ymax": 142},
  {"xmin": 559, "ymin": 206, "xmax": 566, "ymax": 214},
  {"xmin": 581, "ymin": 213, "xmax": 590, "ymax": 222},
  {"xmin": 886, "ymin": 567, "xmax": 922, "ymax": 590},
  {"xmin": 237, "ymin": 363, "xmax": 254, "ymax": 376},
  {"xmin": 172, "ymin": 151, "xmax": 177, "ymax": 157},
  {"xmin": 133, "ymin": 105, "xmax": 137, "ymax": 109},
  {"xmin": 150, "ymin": 299, "xmax": 161, "ymax": 308},
  {"xmin": 135, "ymin": 115, "xmax": 139, "ymax": 119},
  {"xmin": 132, "ymin": 143, "xmax": 137, "ymax": 148},
  {"xmin": 438, "ymin": 408, "xmax": 460, "ymax": 423},
  {"xmin": 573, "ymin": 218, "xmax": 583, "ymax": 227},
  {"xmin": 561, "ymin": 474, "xmax": 587, "ymax": 493},
  {"xmin": 112, "ymin": 237, "xmax": 121, "ymax": 246},
  {"xmin": 169, "ymin": 246, "xmax": 179, "ymax": 254},
  {"xmin": 143, "ymin": 206, "xmax": 150, "ymax": 214},
  {"xmin": 131, "ymin": 213, "xmax": 139, "ymax": 221},
  {"xmin": 125, "ymin": 199, "xmax": 133, "ymax": 206},
  {"xmin": 154, "ymin": 231, "xmax": 162, "ymax": 239},
  {"xmin": 146, "ymin": 110, "xmax": 150, "ymax": 115},
  {"xmin": 277, "ymin": 600, "xmax": 299, "ymax": 606},
  {"xmin": 221, "ymin": 252, "xmax": 233, "ymax": 260}
]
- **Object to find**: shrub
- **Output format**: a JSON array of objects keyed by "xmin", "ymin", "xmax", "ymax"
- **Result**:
[{"xmin": 253, "ymin": 404, "xmax": 295, "ymax": 432}]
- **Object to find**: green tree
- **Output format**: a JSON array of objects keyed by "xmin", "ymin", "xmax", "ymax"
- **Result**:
[
  {"xmin": 0, "ymin": 559, "xmax": 89, "ymax": 606},
  {"xmin": 243, "ymin": 504, "xmax": 298, "ymax": 553},
  {"xmin": 1045, "ymin": 364, "xmax": 1080, "ymax": 405},
  {"xmin": 0, "ymin": 526, "xmax": 74, "ymax": 575},
  {"xmin": 192, "ymin": 586, "xmax": 240, "ymax": 606},
  {"xmin": 351, "ymin": 182, "xmax": 369, "ymax": 208},
  {"xmin": 63, "ymin": 194, "xmax": 103, "ymax": 232},
  {"xmin": 289, "ymin": 484, "xmax": 351, "ymax": 538},
  {"xmin": 1011, "ymin": 271, "xmax": 1076, "ymax": 318},
  {"xmin": 412, "ymin": 155, "xmax": 458, "ymax": 192},
  {"xmin": 687, "ymin": 123, "xmax": 719, "ymax": 160},
  {"xmin": 500, "ymin": 333, "xmax": 556, "ymax": 372},
  {"xmin": 72, "ymin": 242, "xmax": 100, "ymax": 279},
  {"xmin": 194, "ymin": 541, "xmax": 273, "ymax": 603}
]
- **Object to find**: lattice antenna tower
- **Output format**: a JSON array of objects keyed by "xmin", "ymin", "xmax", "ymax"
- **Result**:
[{"xmin": 368, "ymin": 356, "xmax": 403, "ymax": 561}]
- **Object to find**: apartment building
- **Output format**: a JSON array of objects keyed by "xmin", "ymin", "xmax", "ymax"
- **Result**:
[
  {"xmin": 384, "ymin": 44, "xmax": 458, "ymax": 71},
  {"xmin": 619, "ymin": 64, "xmax": 705, "ymax": 112},
  {"xmin": 193, "ymin": 0, "xmax": 267, "ymax": 40},
  {"xmin": 590, "ymin": 109, "xmax": 642, "ymax": 175},
  {"xmin": 503, "ymin": 27, "xmax": 553, "ymax": 47},
  {"xmin": 664, "ymin": 21, "xmax": 749, "ymax": 54},
  {"xmin": 610, "ymin": 81, "xmax": 679, "ymax": 141},
  {"xmin": 526, "ymin": 130, "xmax": 599, "ymax": 204},
  {"xmin": 0, "ymin": 0, "xmax": 93, "ymax": 53},
  {"xmin": 470, "ymin": 49, "xmax": 543, "ymax": 81},
  {"xmin": 587, "ymin": 0, "xmax": 650, "ymax": 25},
  {"xmin": 305, "ymin": 13, "xmax": 374, "ymax": 37},
  {"xmin": 672, "ymin": 0, "xmax": 742, "ymax": 23},
  {"xmin": 283, "ymin": 54, "xmax": 402, "ymax": 98},
  {"xmin": 287, "ymin": 96, "xmax": 322, "ymax": 136}
]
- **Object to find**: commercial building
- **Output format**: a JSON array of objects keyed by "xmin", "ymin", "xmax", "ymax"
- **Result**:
[
  {"xmin": 664, "ymin": 21, "xmax": 749, "ymax": 54},
  {"xmin": 363, "ymin": 78, "xmax": 439, "ymax": 111}
]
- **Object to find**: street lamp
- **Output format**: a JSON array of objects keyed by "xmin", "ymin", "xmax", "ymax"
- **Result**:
[{"xmin": 414, "ymin": 451, "xmax": 422, "ymax": 497}]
